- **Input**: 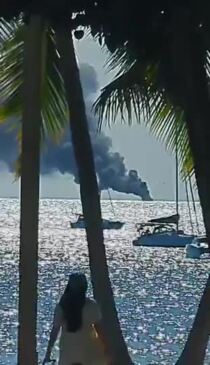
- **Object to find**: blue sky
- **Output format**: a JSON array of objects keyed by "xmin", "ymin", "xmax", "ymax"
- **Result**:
[{"xmin": 0, "ymin": 35, "xmax": 188, "ymax": 201}]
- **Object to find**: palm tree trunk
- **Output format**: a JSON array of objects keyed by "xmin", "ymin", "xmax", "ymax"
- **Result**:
[
  {"xmin": 182, "ymin": 38, "xmax": 210, "ymax": 252},
  {"xmin": 172, "ymin": 7, "xmax": 210, "ymax": 250},
  {"xmin": 18, "ymin": 16, "xmax": 45, "ymax": 365},
  {"xmin": 55, "ymin": 24, "xmax": 132, "ymax": 365},
  {"xmin": 171, "ymin": 9, "xmax": 210, "ymax": 365},
  {"xmin": 175, "ymin": 275, "xmax": 210, "ymax": 365}
]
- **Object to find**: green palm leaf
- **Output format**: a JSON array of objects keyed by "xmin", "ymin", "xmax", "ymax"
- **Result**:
[
  {"xmin": 0, "ymin": 18, "xmax": 19, "ymax": 44},
  {"xmin": 94, "ymin": 58, "xmax": 194, "ymax": 179},
  {"xmin": 0, "ymin": 20, "xmax": 68, "ymax": 141}
]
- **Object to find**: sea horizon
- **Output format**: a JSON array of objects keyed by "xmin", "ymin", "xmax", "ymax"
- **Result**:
[{"xmin": 0, "ymin": 196, "xmax": 200, "ymax": 202}]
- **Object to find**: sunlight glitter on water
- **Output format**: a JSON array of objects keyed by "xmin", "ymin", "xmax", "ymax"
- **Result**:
[{"xmin": 0, "ymin": 199, "xmax": 210, "ymax": 365}]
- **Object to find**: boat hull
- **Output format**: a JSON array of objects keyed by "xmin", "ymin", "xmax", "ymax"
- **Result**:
[
  {"xmin": 186, "ymin": 237, "xmax": 209, "ymax": 259},
  {"xmin": 133, "ymin": 231, "xmax": 195, "ymax": 248},
  {"xmin": 70, "ymin": 220, "xmax": 124, "ymax": 230}
]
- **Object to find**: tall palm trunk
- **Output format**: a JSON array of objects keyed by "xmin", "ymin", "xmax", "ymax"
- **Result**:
[
  {"xmin": 55, "ymin": 24, "xmax": 132, "ymax": 365},
  {"xmin": 172, "ymin": 9, "xmax": 210, "ymax": 365},
  {"xmin": 172, "ymin": 8, "xmax": 210, "ymax": 249},
  {"xmin": 18, "ymin": 16, "xmax": 45, "ymax": 365},
  {"xmin": 175, "ymin": 275, "xmax": 210, "ymax": 365}
]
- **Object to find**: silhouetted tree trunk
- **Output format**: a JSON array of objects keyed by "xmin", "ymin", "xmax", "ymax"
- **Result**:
[
  {"xmin": 172, "ymin": 9, "xmax": 210, "ymax": 365},
  {"xmin": 55, "ymin": 23, "xmax": 132, "ymax": 365},
  {"xmin": 18, "ymin": 15, "xmax": 45, "ymax": 365},
  {"xmin": 176, "ymin": 276, "xmax": 210, "ymax": 365},
  {"xmin": 172, "ymin": 7, "xmax": 210, "ymax": 250}
]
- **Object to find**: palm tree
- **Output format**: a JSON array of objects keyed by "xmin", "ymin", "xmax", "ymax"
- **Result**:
[
  {"xmin": 54, "ymin": 22, "xmax": 132, "ymax": 365},
  {"xmin": 171, "ymin": 16, "xmax": 210, "ymax": 362},
  {"xmin": 1, "ymin": 15, "xmax": 68, "ymax": 365},
  {"xmin": 93, "ymin": 3, "xmax": 210, "ymax": 364},
  {"xmin": 0, "ymin": 12, "xmax": 132, "ymax": 365},
  {"xmin": 18, "ymin": 16, "xmax": 45, "ymax": 365},
  {"xmin": 94, "ymin": 48, "xmax": 210, "ymax": 365},
  {"xmin": 94, "ymin": 2, "xmax": 210, "ymax": 252},
  {"xmin": 170, "ymin": 7, "xmax": 210, "ymax": 256}
]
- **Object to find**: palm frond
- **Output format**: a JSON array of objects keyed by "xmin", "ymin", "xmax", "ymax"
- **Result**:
[
  {"xmin": 0, "ymin": 21, "xmax": 68, "ymax": 141},
  {"xmin": 94, "ymin": 62, "xmax": 151, "ymax": 127},
  {"xmin": 94, "ymin": 59, "xmax": 194, "ymax": 179},
  {"xmin": 105, "ymin": 43, "xmax": 137, "ymax": 74},
  {"xmin": 0, "ymin": 18, "xmax": 20, "ymax": 44}
]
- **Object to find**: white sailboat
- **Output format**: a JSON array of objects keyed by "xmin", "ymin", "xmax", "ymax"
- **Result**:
[
  {"xmin": 133, "ymin": 220, "xmax": 195, "ymax": 247},
  {"xmin": 133, "ymin": 138, "xmax": 196, "ymax": 248}
]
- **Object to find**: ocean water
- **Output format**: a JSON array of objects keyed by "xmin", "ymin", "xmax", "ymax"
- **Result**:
[{"xmin": 0, "ymin": 198, "xmax": 210, "ymax": 365}]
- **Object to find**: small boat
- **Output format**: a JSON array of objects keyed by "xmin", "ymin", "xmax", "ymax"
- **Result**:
[
  {"xmin": 186, "ymin": 236, "xmax": 209, "ymax": 259},
  {"xmin": 70, "ymin": 214, "xmax": 124, "ymax": 230},
  {"xmin": 133, "ymin": 218, "xmax": 195, "ymax": 248},
  {"xmin": 70, "ymin": 189, "xmax": 124, "ymax": 230}
]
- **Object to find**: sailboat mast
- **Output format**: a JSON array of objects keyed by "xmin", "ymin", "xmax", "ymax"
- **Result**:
[
  {"xmin": 175, "ymin": 125, "xmax": 179, "ymax": 232},
  {"xmin": 108, "ymin": 188, "xmax": 116, "ymax": 218}
]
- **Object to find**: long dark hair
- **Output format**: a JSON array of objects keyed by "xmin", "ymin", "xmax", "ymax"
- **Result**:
[{"xmin": 59, "ymin": 273, "xmax": 88, "ymax": 332}]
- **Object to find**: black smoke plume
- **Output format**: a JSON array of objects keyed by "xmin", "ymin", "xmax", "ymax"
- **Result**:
[{"xmin": 0, "ymin": 63, "xmax": 152, "ymax": 200}]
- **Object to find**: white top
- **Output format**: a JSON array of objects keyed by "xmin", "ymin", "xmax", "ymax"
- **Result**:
[{"xmin": 53, "ymin": 298, "xmax": 106, "ymax": 365}]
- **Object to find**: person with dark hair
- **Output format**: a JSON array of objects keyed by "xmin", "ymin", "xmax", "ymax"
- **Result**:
[{"xmin": 43, "ymin": 273, "xmax": 109, "ymax": 365}]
